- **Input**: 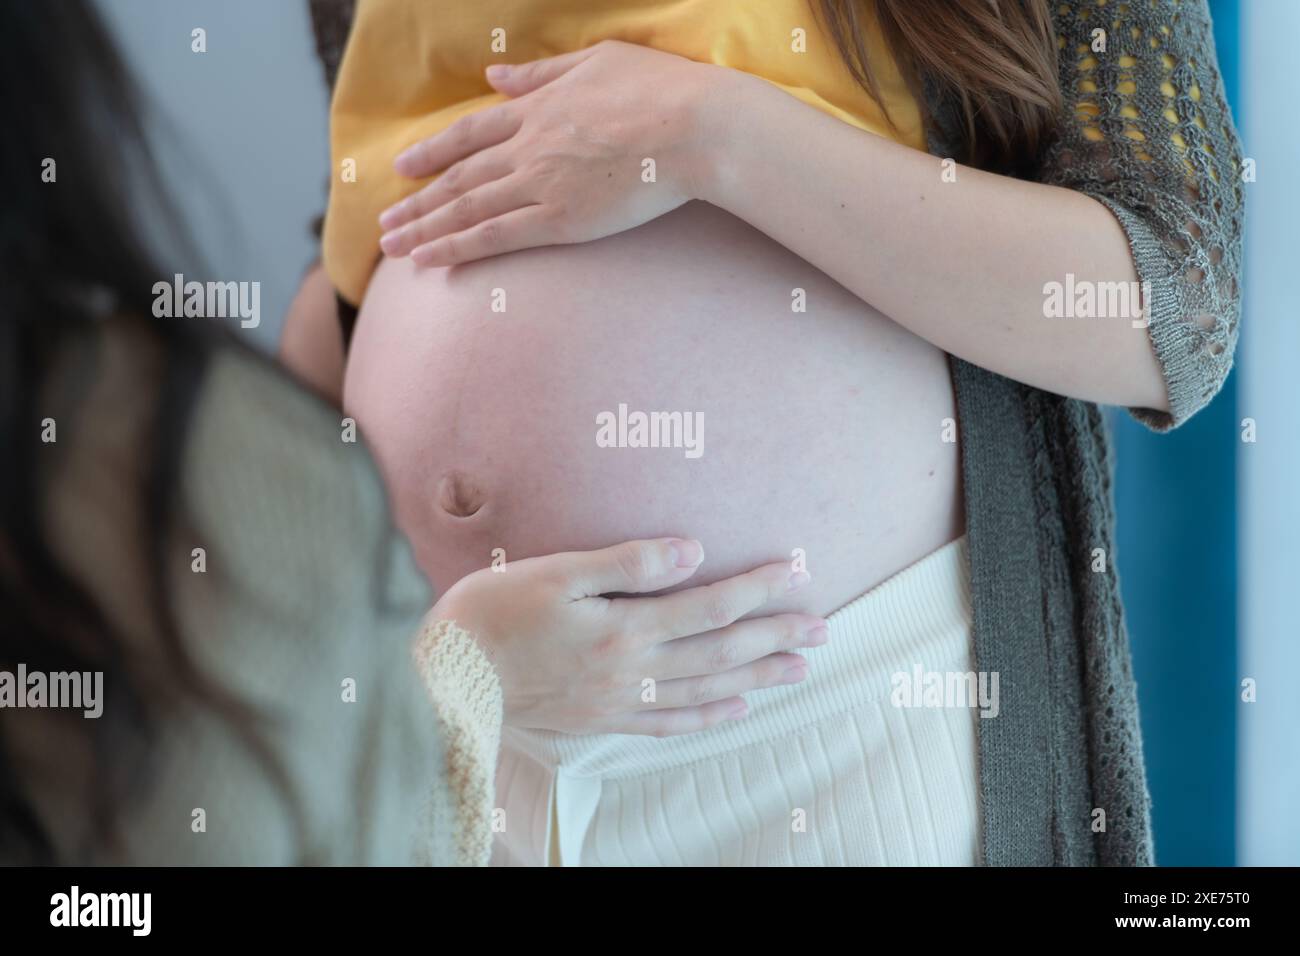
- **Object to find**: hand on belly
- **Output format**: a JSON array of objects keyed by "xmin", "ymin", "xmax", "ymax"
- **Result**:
[{"xmin": 344, "ymin": 201, "xmax": 963, "ymax": 617}]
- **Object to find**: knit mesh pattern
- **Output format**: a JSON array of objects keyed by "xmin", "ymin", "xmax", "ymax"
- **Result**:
[
  {"xmin": 936, "ymin": 0, "xmax": 1241, "ymax": 867},
  {"xmin": 1043, "ymin": 0, "xmax": 1244, "ymax": 429},
  {"xmin": 1030, "ymin": 391, "xmax": 1155, "ymax": 865},
  {"xmin": 1032, "ymin": 0, "xmax": 1240, "ymax": 863},
  {"xmin": 414, "ymin": 620, "xmax": 503, "ymax": 866}
]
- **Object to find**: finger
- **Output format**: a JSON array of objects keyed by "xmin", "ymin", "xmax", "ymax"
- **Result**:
[
  {"xmin": 393, "ymin": 105, "xmax": 522, "ymax": 179},
  {"xmin": 641, "ymin": 653, "xmax": 809, "ymax": 711},
  {"xmin": 381, "ymin": 173, "xmax": 530, "ymax": 259},
  {"xmin": 655, "ymin": 614, "xmax": 828, "ymax": 680},
  {"xmin": 484, "ymin": 45, "xmax": 602, "ymax": 97},
  {"xmin": 549, "ymin": 538, "xmax": 706, "ymax": 602},
  {"xmin": 612, "ymin": 696, "xmax": 749, "ymax": 738},
  {"xmin": 379, "ymin": 146, "xmax": 514, "ymax": 233},
  {"xmin": 407, "ymin": 203, "xmax": 556, "ymax": 267},
  {"xmin": 613, "ymin": 560, "xmax": 811, "ymax": 643}
]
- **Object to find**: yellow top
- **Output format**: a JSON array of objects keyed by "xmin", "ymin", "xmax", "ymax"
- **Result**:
[{"xmin": 323, "ymin": 0, "xmax": 925, "ymax": 305}]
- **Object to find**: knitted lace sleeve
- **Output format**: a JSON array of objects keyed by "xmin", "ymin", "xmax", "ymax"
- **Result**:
[
  {"xmin": 1042, "ymin": 0, "xmax": 1244, "ymax": 429},
  {"xmin": 414, "ymin": 620, "xmax": 504, "ymax": 867}
]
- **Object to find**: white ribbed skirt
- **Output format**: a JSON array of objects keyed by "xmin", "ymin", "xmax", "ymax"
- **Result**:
[{"xmin": 492, "ymin": 535, "xmax": 981, "ymax": 866}]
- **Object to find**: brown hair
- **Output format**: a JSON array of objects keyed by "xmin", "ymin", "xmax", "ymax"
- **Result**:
[{"xmin": 818, "ymin": 0, "xmax": 1062, "ymax": 173}]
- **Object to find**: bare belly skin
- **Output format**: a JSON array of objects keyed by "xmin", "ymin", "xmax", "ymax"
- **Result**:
[{"xmin": 344, "ymin": 200, "xmax": 963, "ymax": 618}]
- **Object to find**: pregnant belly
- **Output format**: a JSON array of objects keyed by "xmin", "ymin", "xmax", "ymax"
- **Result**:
[{"xmin": 344, "ymin": 201, "xmax": 963, "ymax": 618}]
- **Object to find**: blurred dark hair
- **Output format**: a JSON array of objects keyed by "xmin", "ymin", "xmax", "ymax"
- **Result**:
[{"xmin": 0, "ymin": 0, "xmax": 296, "ymax": 862}]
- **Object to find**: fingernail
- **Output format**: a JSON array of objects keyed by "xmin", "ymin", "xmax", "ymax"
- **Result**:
[
  {"xmin": 725, "ymin": 698, "xmax": 748, "ymax": 720},
  {"xmin": 378, "ymin": 206, "xmax": 402, "ymax": 230},
  {"xmin": 669, "ymin": 538, "xmax": 703, "ymax": 568},
  {"xmin": 805, "ymin": 624, "xmax": 829, "ymax": 646},
  {"xmin": 486, "ymin": 64, "xmax": 511, "ymax": 82},
  {"xmin": 379, "ymin": 231, "xmax": 402, "ymax": 256},
  {"xmin": 781, "ymin": 660, "xmax": 808, "ymax": 684},
  {"xmin": 787, "ymin": 570, "xmax": 811, "ymax": 592}
]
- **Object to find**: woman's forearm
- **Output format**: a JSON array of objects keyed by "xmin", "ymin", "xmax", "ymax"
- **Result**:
[
  {"xmin": 697, "ymin": 72, "xmax": 1169, "ymax": 413},
  {"xmin": 279, "ymin": 261, "xmax": 345, "ymax": 407}
]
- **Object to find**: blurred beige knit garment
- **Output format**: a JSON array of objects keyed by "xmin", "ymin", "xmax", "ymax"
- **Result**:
[
  {"xmin": 493, "ymin": 536, "xmax": 981, "ymax": 866},
  {"xmin": 28, "ymin": 326, "xmax": 505, "ymax": 867}
]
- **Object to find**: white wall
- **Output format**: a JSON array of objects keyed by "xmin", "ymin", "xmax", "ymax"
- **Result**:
[
  {"xmin": 94, "ymin": 0, "xmax": 330, "ymax": 350},
  {"xmin": 1238, "ymin": 0, "xmax": 1300, "ymax": 866}
]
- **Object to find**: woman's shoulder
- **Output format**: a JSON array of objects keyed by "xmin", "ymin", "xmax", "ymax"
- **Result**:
[
  {"xmin": 175, "ymin": 333, "xmax": 441, "ymax": 864},
  {"xmin": 36, "ymin": 316, "xmax": 439, "ymax": 863},
  {"xmin": 53, "ymin": 313, "xmax": 431, "ymax": 626},
  {"xmin": 181, "ymin": 325, "xmax": 432, "ymax": 622}
]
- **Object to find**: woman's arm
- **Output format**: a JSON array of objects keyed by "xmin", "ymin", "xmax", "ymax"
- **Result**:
[
  {"xmin": 699, "ymin": 0, "xmax": 1243, "ymax": 428},
  {"xmin": 417, "ymin": 538, "xmax": 824, "ymax": 865},
  {"xmin": 380, "ymin": 1, "xmax": 1242, "ymax": 427},
  {"xmin": 177, "ymin": 349, "xmax": 824, "ymax": 866},
  {"xmin": 278, "ymin": 262, "xmax": 345, "ymax": 406},
  {"xmin": 697, "ymin": 78, "xmax": 1168, "ymax": 413}
]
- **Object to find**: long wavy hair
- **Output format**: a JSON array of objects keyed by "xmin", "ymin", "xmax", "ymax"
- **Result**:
[
  {"xmin": 818, "ymin": 0, "xmax": 1062, "ymax": 173},
  {"xmin": 0, "ymin": 0, "xmax": 296, "ymax": 862}
]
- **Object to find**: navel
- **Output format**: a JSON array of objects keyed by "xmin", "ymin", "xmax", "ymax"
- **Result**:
[{"xmin": 436, "ymin": 469, "xmax": 487, "ymax": 519}]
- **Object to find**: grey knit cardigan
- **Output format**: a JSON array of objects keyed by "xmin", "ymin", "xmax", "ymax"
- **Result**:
[{"xmin": 308, "ymin": 0, "xmax": 1244, "ymax": 866}]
